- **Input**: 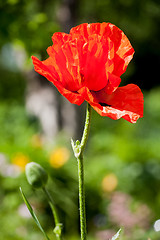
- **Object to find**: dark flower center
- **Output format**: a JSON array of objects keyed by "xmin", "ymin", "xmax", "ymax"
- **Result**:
[{"xmin": 99, "ymin": 102, "xmax": 111, "ymax": 107}]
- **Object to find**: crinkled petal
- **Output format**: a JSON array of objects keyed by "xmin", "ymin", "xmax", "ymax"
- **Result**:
[
  {"xmin": 32, "ymin": 56, "xmax": 84, "ymax": 105},
  {"xmin": 95, "ymin": 84, "xmax": 143, "ymax": 115},
  {"xmin": 51, "ymin": 29, "xmax": 111, "ymax": 92},
  {"xmin": 52, "ymin": 32, "xmax": 70, "ymax": 46},
  {"xmin": 106, "ymin": 23, "xmax": 135, "ymax": 76},
  {"xmin": 70, "ymin": 23, "xmax": 134, "ymax": 77},
  {"xmin": 79, "ymin": 39, "xmax": 109, "ymax": 91},
  {"xmin": 78, "ymin": 86, "xmax": 100, "ymax": 105},
  {"xmin": 78, "ymin": 84, "xmax": 143, "ymax": 123},
  {"xmin": 104, "ymin": 72, "xmax": 121, "ymax": 94},
  {"xmin": 93, "ymin": 105, "xmax": 141, "ymax": 123},
  {"xmin": 93, "ymin": 84, "xmax": 143, "ymax": 123},
  {"xmin": 70, "ymin": 22, "xmax": 108, "ymax": 41},
  {"xmin": 47, "ymin": 42, "xmax": 81, "ymax": 92}
]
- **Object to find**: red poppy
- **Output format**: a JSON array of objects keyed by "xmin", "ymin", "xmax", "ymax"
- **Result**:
[{"xmin": 32, "ymin": 22, "xmax": 143, "ymax": 123}]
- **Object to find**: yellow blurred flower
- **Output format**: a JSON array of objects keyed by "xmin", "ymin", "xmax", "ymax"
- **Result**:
[
  {"xmin": 12, "ymin": 153, "xmax": 30, "ymax": 171},
  {"xmin": 31, "ymin": 134, "xmax": 43, "ymax": 148},
  {"xmin": 102, "ymin": 173, "xmax": 118, "ymax": 192},
  {"xmin": 49, "ymin": 147, "xmax": 70, "ymax": 168}
]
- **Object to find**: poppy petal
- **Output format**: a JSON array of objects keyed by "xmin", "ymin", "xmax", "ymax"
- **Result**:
[
  {"xmin": 93, "ymin": 84, "xmax": 143, "ymax": 122},
  {"xmin": 93, "ymin": 105, "xmax": 141, "ymax": 123},
  {"xmin": 47, "ymin": 43, "xmax": 81, "ymax": 92},
  {"xmin": 47, "ymin": 32, "xmax": 82, "ymax": 91},
  {"xmin": 70, "ymin": 26, "xmax": 111, "ymax": 91},
  {"xmin": 32, "ymin": 56, "xmax": 84, "ymax": 105},
  {"xmin": 106, "ymin": 23, "xmax": 135, "ymax": 76},
  {"xmin": 70, "ymin": 22, "xmax": 134, "ymax": 77},
  {"xmin": 79, "ymin": 39, "xmax": 109, "ymax": 91},
  {"xmin": 104, "ymin": 72, "xmax": 121, "ymax": 94},
  {"xmin": 52, "ymin": 32, "xmax": 70, "ymax": 46},
  {"xmin": 78, "ymin": 84, "xmax": 143, "ymax": 123}
]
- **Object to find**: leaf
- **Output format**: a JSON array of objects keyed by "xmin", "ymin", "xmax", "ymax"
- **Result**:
[
  {"xmin": 111, "ymin": 229, "xmax": 122, "ymax": 240},
  {"xmin": 19, "ymin": 187, "xmax": 50, "ymax": 240}
]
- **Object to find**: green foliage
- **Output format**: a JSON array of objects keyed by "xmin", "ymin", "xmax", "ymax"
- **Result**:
[
  {"xmin": 0, "ymin": 0, "xmax": 60, "ymax": 54},
  {"xmin": 0, "ymin": 0, "xmax": 160, "ymax": 239},
  {"xmin": 78, "ymin": 0, "xmax": 160, "ymax": 50},
  {"xmin": 20, "ymin": 188, "xmax": 50, "ymax": 240},
  {"xmin": 87, "ymin": 89, "xmax": 160, "ymax": 215},
  {"xmin": 0, "ymin": 67, "xmax": 25, "ymax": 102},
  {"xmin": 0, "ymin": 89, "xmax": 160, "ymax": 239}
]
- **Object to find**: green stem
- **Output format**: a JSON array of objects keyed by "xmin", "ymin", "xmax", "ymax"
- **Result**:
[
  {"xmin": 72, "ymin": 103, "xmax": 92, "ymax": 240},
  {"xmin": 80, "ymin": 103, "xmax": 92, "ymax": 155},
  {"xmin": 77, "ymin": 154, "xmax": 86, "ymax": 240},
  {"xmin": 43, "ymin": 187, "xmax": 62, "ymax": 240}
]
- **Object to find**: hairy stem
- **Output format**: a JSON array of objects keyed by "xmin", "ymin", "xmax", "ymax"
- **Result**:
[
  {"xmin": 72, "ymin": 103, "xmax": 92, "ymax": 240},
  {"xmin": 80, "ymin": 103, "xmax": 92, "ymax": 155}
]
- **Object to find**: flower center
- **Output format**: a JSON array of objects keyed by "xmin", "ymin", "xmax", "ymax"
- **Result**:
[{"xmin": 99, "ymin": 102, "xmax": 111, "ymax": 107}]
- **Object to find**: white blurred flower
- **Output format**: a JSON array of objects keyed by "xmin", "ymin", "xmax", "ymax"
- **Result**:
[{"xmin": 154, "ymin": 219, "xmax": 160, "ymax": 232}]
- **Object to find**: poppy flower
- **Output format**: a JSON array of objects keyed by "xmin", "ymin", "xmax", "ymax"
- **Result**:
[{"xmin": 32, "ymin": 22, "xmax": 143, "ymax": 123}]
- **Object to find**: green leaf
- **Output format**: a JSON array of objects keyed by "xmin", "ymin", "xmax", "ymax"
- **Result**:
[
  {"xmin": 19, "ymin": 187, "xmax": 50, "ymax": 240},
  {"xmin": 111, "ymin": 229, "xmax": 122, "ymax": 240}
]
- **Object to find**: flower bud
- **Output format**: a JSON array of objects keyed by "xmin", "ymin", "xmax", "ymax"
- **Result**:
[{"xmin": 25, "ymin": 162, "xmax": 48, "ymax": 188}]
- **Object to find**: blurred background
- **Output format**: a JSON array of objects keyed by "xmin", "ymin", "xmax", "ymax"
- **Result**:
[{"xmin": 0, "ymin": 0, "xmax": 160, "ymax": 239}]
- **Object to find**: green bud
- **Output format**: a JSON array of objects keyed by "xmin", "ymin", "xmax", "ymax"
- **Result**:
[{"xmin": 25, "ymin": 162, "xmax": 48, "ymax": 188}]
